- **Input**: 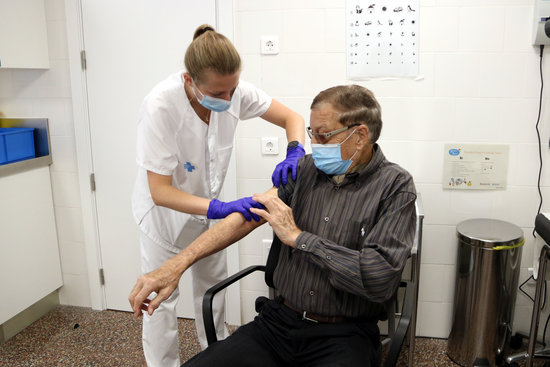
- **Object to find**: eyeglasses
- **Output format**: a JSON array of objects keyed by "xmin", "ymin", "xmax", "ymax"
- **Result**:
[{"xmin": 306, "ymin": 123, "xmax": 360, "ymax": 141}]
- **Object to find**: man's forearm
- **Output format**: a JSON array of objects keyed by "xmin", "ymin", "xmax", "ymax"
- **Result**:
[{"xmin": 167, "ymin": 212, "xmax": 264, "ymax": 276}]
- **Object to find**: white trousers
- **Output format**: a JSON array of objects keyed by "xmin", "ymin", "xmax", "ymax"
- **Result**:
[{"xmin": 140, "ymin": 231, "xmax": 228, "ymax": 367}]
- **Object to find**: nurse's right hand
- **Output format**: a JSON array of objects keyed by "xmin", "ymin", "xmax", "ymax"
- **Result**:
[{"xmin": 207, "ymin": 197, "xmax": 265, "ymax": 221}]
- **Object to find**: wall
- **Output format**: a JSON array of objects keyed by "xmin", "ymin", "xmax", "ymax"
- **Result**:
[
  {"xmin": 233, "ymin": 0, "xmax": 550, "ymax": 338},
  {"xmin": 0, "ymin": 0, "xmax": 90, "ymax": 308}
]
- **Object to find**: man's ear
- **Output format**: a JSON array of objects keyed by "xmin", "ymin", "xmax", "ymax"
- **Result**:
[{"xmin": 356, "ymin": 124, "xmax": 370, "ymax": 148}]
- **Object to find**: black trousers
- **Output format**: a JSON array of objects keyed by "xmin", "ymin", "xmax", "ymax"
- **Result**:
[{"xmin": 183, "ymin": 297, "xmax": 381, "ymax": 367}]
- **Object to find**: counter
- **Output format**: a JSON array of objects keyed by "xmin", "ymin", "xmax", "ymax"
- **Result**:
[{"xmin": 0, "ymin": 117, "xmax": 62, "ymax": 327}]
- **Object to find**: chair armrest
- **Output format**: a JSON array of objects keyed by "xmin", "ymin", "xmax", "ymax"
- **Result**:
[
  {"xmin": 203, "ymin": 265, "xmax": 266, "ymax": 346},
  {"xmin": 384, "ymin": 280, "xmax": 414, "ymax": 367}
]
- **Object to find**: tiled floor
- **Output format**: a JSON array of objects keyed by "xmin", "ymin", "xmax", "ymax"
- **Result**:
[{"xmin": 0, "ymin": 306, "xmax": 537, "ymax": 366}]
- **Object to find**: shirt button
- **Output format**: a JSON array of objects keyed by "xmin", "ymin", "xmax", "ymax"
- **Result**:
[
  {"xmin": 309, "ymin": 291, "xmax": 315, "ymax": 296},
  {"xmin": 300, "ymin": 244, "xmax": 306, "ymax": 249},
  {"xmin": 324, "ymin": 217, "xmax": 329, "ymax": 222},
  {"xmin": 326, "ymin": 255, "xmax": 331, "ymax": 260}
]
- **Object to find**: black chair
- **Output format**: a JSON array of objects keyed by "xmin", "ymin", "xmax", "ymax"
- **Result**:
[{"xmin": 203, "ymin": 195, "xmax": 424, "ymax": 367}]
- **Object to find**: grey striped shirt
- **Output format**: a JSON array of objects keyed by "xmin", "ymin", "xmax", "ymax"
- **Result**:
[{"xmin": 275, "ymin": 144, "xmax": 416, "ymax": 320}]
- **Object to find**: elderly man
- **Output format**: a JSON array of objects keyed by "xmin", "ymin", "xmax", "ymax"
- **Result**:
[{"xmin": 129, "ymin": 84, "xmax": 417, "ymax": 366}]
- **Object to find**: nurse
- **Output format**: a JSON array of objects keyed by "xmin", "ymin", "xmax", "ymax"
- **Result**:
[{"xmin": 131, "ymin": 24, "xmax": 305, "ymax": 367}]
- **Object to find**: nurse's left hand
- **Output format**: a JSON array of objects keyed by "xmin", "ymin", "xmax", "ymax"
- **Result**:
[
  {"xmin": 272, "ymin": 142, "xmax": 305, "ymax": 187},
  {"xmin": 128, "ymin": 260, "xmax": 181, "ymax": 318},
  {"xmin": 207, "ymin": 197, "xmax": 265, "ymax": 221},
  {"xmin": 250, "ymin": 193, "xmax": 302, "ymax": 247}
]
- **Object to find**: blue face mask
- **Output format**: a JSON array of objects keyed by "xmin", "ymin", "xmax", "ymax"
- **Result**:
[
  {"xmin": 192, "ymin": 83, "xmax": 232, "ymax": 112},
  {"xmin": 311, "ymin": 129, "xmax": 358, "ymax": 175}
]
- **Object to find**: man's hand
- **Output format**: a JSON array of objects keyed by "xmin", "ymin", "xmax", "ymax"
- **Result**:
[
  {"xmin": 128, "ymin": 259, "xmax": 183, "ymax": 318},
  {"xmin": 250, "ymin": 193, "xmax": 302, "ymax": 247}
]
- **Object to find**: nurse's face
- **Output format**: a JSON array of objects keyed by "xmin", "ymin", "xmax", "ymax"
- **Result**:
[{"xmin": 193, "ymin": 70, "xmax": 241, "ymax": 102}]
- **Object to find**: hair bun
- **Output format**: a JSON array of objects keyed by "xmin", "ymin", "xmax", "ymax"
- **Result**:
[{"xmin": 193, "ymin": 24, "xmax": 216, "ymax": 40}]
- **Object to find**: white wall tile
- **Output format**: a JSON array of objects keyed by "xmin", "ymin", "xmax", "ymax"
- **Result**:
[
  {"xmin": 415, "ymin": 184, "xmax": 453, "ymax": 225},
  {"xmin": 434, "ymin": 53, "xmax": 480, "ymax": 97},
  {"xmin": 497, "ymin": 98, "xmax": 539, "ymax": 144},
  {"xmin": 507, "ymin": 143, "xmax": 544, "ymax": 187},
  {"xmin": 380, "ymin": 141, "xmax": 444, "ymax": 184},
  {"xmin": 504, "ymin": 6, "xmax": 534, "ymax": 53},
  {"xmin": 490, "ymin": 186, "xmax": 542, "ymax": 228},
  {"xmin": 11, "ymin": 60, "xmax": 71, "ymax": 99},
  {"xmin": 234, "ymin": 11, "xmax": 284, "ymax": 55},
  {"xmin": 46, "ymin": 20, "xmax": 69, "ymax": 61},
  {"xmin": 50, "ymin": 171, "xmax": 81, "ymax": 208},
  {"xmin": 441, "ymin": 265, "xmax": 456, "ymax": 303},
  {"xmin": 282, "ymin": 10, "xmax": 326, "ymax": 53},
  {"xmin": 54, "ymin": 206, "xmax": 85, "ymax": 243},
  {"xmin": 378, "ymin": 97, "xmax": 455, "ymax": 142},
  {"xmin": 236, "ymin": 137, "xmax": 282, "ymax": 179},
  {"xmin": 235, "ymin": 0, "xmax": 281, "ymax": 12},
  {"xmin": 458, "ymin": 7, "xmax": 505, "ymax": 52},
  {"xmin": 419, "ymin": 264, "xmax": 444, "ymax": 302},
  {"xmin": 520, "ymin": 233, "xmax": 535, "ymax": 270},
  {"xmin": 236, "ymin": 116, "xmax": 288, "ymax": 139},
  {"xmin": 419, "ymin": 7, "xmax": 459, "ymax": 52},
  {"xmin": 417, "ymin": 301, "xmax": 453, "ymax": 338},
  {"xmin": 241, "ymin": 54, "xmax": 262, "ymax": 87},
  {"xmin": 31, "ymin": 98, "xmax": 73, "ymax": 137},
  {"xmin": 325, "ymin": 9, "xmax": 345, "ymax": 53},
  {"xmin": 58, "ymin": 241, "xmax": 88, "ymax": 276},
  {"xmin": 49, "ymin": 135, "xmax": 78, "ymax": 173},
  {"xmin": 0, "ymin": 97, "xmax": 35, "ymax": 116},
  {"xmin": 422, "ymin": 224, "xmax": 458, "ymax": 264},
  {"xmin": 58, "ymin": 274, "xmax": 91, "ymax": 307},
  {"xmin": 479, "ymin": 53, "xmax": 531, "ymax": 98},
  {"xmin": 239, "ymin": 255, "xmax": 269, "ymax": 292}
]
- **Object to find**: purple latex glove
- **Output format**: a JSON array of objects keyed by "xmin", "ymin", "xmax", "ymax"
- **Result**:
[
  {"xmin": 272, "ymin": 142, "xmax": 305, "ymax": 187},
  {"xmin": 207, "ymin": 197, "xmax": 265, "ymax": 222}
]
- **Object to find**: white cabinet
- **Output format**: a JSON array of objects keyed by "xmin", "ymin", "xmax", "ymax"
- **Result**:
[
  {"xmin": 0, "ymin": 166, "xmax": 62, "ymax": 324},
  {"xmin": 0, "ymin": 0, "xmax": 49, "ymax": 69}
]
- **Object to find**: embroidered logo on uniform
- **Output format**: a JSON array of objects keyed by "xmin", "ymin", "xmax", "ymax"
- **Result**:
[{"xmin": 184, "ymin": 162, "xmax": 196, "ymax": 172}]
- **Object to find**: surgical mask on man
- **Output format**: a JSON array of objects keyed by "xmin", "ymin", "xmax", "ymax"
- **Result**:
[
  {"xmin": 311, "ymin": 129, "xmax": 358, "ymax": 175},
  {"xmin": 192, "ymin": 82, "xmax": 232, "ymax": 112}
]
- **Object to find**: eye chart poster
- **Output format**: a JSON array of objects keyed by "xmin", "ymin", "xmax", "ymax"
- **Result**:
[
  {"xmin": 346, "ymin": 0, "xmax": 419, "ymax": 79},
  {"xmin": 442, "ymin": 144, "xmax": 509, "ymax": 190}
]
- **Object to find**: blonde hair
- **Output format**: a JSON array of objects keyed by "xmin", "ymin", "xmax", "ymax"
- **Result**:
[
  {"xmin": 311, "ymin": 85, "xmax": 383, "ymax": 144},
  {"xmin": 184, "ymin": 24, "xmax": 241, "ymax": 84}
]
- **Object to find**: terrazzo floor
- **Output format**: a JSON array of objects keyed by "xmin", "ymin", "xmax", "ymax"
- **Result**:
[{"xmin": 0, "ymin": 305, "xmax": 539, "ymax": 366}]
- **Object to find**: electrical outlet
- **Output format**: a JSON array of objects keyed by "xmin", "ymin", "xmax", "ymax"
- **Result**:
[
  {"xmin": 261, "ymin": 137, "xmax": 279, "ymax": 155},
  {"xmin": 260, "ymin": 35, "xmax": 279, "ymax": 55}
]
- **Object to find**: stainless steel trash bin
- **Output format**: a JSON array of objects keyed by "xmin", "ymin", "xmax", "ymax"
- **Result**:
[{"xmin": 447, "ymin": 218, "xmax": 524, "ymax": 367}]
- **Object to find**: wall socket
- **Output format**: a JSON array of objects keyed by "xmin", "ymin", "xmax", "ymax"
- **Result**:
[
  {"xmin": 260, "ymin": 35, "xmax": 279, "ymax": 55},
  {"xmin": 261, "ymin": 137, "xmax": 279, "ymax": 155}
]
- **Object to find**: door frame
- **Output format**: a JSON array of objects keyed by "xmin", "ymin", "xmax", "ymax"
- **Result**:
[{"xmin": 65, "ymin": 0, "xmax": 241, "ymax": 324}]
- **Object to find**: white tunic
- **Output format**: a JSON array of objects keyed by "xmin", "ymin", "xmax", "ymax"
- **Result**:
[{"xmin": 132, "ymin": 72, "xmax": 271, "ymax": 253}]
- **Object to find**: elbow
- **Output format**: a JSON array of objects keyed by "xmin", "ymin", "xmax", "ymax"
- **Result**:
[{"xmin": 150, "ymin": 190, "xmax": 164, "ymax": 206}]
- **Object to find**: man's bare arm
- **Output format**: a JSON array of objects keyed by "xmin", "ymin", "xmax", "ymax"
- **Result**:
[{"xmin": 129, "ymin": 187, "xmax": 277, "ymax": 317}]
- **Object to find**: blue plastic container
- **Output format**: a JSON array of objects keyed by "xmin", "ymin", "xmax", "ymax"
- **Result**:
[{"xmin": 0, "ymin": 128, "xmax": 36, "ymax": 165}]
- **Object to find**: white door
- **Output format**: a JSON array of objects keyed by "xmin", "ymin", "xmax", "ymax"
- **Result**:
[{"xmin": 80, "ymin": 0, "xmax": 216, "ymax": 317}]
